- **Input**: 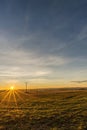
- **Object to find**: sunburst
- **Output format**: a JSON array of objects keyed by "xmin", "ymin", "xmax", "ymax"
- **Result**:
[
  {"xmin": 0, "ymin": 86, "xmax": 24, "ymax": 110},
  {"xmin": 10, "ymin": 86, "xmax": 15, "ymax": 90}
]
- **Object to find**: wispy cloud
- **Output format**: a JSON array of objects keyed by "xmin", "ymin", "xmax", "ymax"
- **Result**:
[
  {"xmin": 71, "ymin": 80, "xmax": 87, "ymax": 84},
  {"xmin": 0, "ymin": 0, "xmax": 87, "ymax": 87}
]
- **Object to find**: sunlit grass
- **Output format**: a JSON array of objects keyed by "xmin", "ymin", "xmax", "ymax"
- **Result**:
[
  {"xmin": 0, "ymin": 91, "xmax": 10, "ymax": 105},
  {"xmin": 0, "ymin": 87, "xmax": 24, "ymax": 109},
  {"xmin": 14, "ymin": 91, "xmax": 24, "ymax": 102},
  {"xmin": 0, "ymin": 89, "xmax": 87, "ymax": 130}
]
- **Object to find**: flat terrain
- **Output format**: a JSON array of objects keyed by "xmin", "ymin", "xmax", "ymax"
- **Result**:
[{"xmin": 0, "ymin": 88, "xmax": 87, "ymax": 130}]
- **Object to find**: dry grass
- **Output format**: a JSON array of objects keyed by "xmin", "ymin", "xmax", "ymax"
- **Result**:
[{"xmin": 0, "ymin": 89, "xmax": 87, "ymax": 130}]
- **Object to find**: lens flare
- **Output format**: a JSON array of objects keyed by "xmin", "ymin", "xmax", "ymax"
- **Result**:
[{"xmin": 10, "ymin": 86, "xmax": 14, "ymax": 90}]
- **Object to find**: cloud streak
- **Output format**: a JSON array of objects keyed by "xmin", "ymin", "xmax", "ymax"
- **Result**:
[{"xmin": 71, "ymin": 80, "xmax": 87, "ymax": 84}]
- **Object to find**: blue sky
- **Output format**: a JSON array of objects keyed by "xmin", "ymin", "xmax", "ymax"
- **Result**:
[{"xmin": 0, "ymin": 0, "xmax": 87, "ymax": 88}]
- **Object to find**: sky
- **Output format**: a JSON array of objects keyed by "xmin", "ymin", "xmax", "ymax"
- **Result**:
[{"xmin": 0, "ymin": 0, "xmax": 87, "ymax": 89}]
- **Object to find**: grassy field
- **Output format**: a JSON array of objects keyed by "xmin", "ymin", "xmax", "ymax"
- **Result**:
[{"xmin": 0, "ymin": 88, "xmax": 87, "ymax": 130}]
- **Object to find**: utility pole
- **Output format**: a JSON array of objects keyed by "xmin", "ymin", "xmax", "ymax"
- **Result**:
[{"xmin": 25, "ymin": 82, "xmax": 28, "ymax": 93}]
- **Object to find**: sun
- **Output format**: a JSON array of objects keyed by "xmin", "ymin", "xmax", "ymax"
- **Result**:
[{"xmin": 10, "ymin": 86, "xmax": 15, "ymax": 90}]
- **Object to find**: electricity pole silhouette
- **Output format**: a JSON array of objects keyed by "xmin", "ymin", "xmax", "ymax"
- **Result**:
[{"xmin": 25, "ymin": 82, "xmax": 28, "ymax": 93}]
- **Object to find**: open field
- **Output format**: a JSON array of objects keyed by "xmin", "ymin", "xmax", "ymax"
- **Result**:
[{"xmin": 0, "ymin": 88, "xmax": 87, "ymax": 130}]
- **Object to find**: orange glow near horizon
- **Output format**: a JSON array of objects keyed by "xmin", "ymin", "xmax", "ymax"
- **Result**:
[{"xmin": 0, "ymin": 81, "xmax": 87, "ymax": 91}]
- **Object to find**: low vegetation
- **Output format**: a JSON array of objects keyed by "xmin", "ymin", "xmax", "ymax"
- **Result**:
[{"xmin": 0, "ymin": 88, "xmax": 87, "ymax": 130}]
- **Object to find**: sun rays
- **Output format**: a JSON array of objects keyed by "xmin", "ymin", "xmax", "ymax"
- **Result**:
[{"xmin": 0, "ymin": 88, "xmax": 25, "ymax": 110}]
